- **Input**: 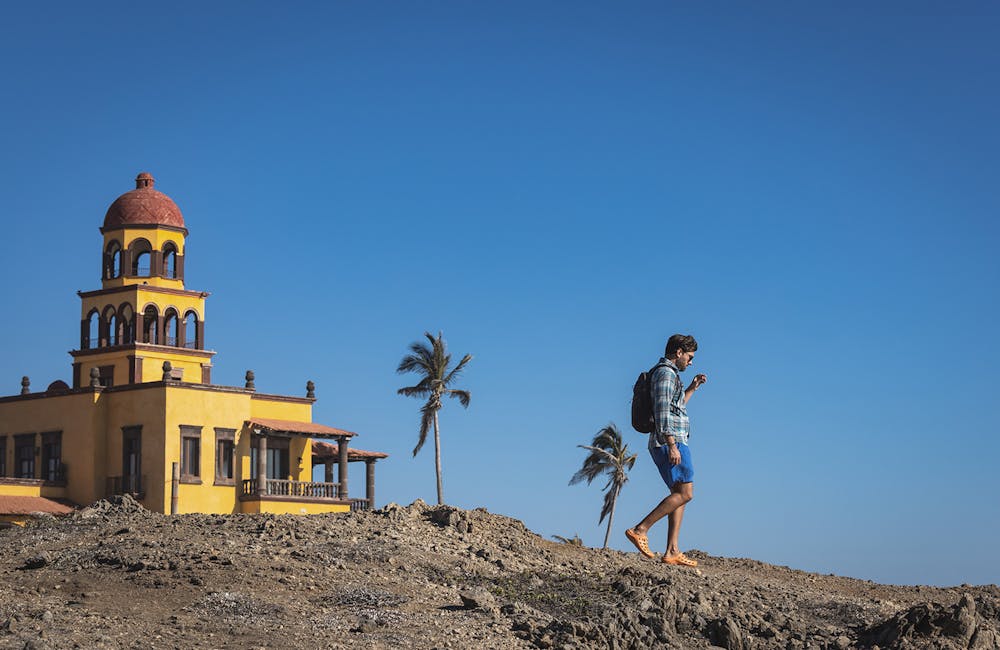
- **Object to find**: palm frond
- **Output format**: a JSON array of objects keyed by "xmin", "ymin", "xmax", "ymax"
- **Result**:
[
  {"xmin": 412, "ymin": 400, "xmax": 437, "ymax": 456},
  {"xmin": 568, "ymin": 445, "xmax": 614, "ymax": 485},
  {"xmin": 397, "ymin": 385, "xmax": 431, "ymax": 398},
  {"xmin": 446, "ymin": 389, "xmax": 471, "ymax": 408},
  {"xmin": 443, "ymin": 353, "xmax": 473, "ymax": 384},
  {"xmin": 598, "ymin": 485, "xmax": 619, "ymax": 524}
]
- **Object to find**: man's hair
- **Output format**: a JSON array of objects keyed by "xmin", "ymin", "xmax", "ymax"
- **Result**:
[{"xmin": 665, "ymin": 334, "xmax": 698, "ymax": 357}]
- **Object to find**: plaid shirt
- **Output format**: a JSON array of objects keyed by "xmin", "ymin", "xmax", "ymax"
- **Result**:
[{"xmin": 649, "ymin": 358, "xmax": 690, "ymax": 449}]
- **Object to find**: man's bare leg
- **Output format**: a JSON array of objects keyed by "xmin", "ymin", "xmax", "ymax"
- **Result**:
[
  {"xmin": 666, "ymin": 503, "xmax": 685, "ymax": 556},
  {"xmin": 665, "ymin": 482, "xmax": 693, "ymax": 559},
  {"xmin": 633, "ymin": 482, "xmax": 692, "ymax": 537}
]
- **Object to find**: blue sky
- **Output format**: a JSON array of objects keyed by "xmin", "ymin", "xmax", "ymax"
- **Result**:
[{"xmin": 2, "ymin": 3, "xmax": 998, "ymax": 587}]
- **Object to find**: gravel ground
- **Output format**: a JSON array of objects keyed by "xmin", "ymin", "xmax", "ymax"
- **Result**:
[{"xmin": 1, "ymin": 496, "xmax": 997, "ymax": 649}]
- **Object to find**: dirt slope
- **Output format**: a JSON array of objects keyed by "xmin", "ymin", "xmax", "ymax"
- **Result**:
[{"xmin": 1, "ymin": 497, "xmax": 998, "ymax": 649}]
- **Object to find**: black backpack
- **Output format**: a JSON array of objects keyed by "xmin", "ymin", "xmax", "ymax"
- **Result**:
[{"xmin": 631, "ymin": 362, "xmax": 667, "ymax": 434}]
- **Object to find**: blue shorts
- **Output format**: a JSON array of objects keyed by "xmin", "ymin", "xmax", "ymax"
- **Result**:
[{"xmin": 650, "ymin": 442, "xmax": 694, "ymax": 488}]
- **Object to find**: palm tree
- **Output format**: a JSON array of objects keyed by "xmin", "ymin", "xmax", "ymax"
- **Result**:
[
  {"xmin": 397, "ymin": 331, "xmax": 472, "ymax": 505},
  {"xmin": 569, "ymin": 423, "xmax": 637, "ymax": 549}
]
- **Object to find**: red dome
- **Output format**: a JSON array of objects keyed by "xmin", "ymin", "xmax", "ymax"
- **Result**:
[{"xmin": 103, "ymin": 172, "xmax": 185, "ymax": 230}]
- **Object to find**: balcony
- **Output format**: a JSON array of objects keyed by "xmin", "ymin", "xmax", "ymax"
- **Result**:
[
  {"xmin": 238, "ymin": 478, "xmax": 361, "ymax": 514},
  {"xmin": 107, "ymin": 475, "xmax": 145, "ymax": 499},
  {"xmin": 241, "ymin": 478, "xmax": 340, "ymax": 499}
]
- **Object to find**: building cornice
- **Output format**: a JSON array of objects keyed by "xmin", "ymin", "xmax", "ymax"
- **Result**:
[
  {"xmin": 70, "ymin": 344, "xmax": 217, "ymax": 360},
  {"xmin": 77, "ymin": 286, "xmax": 210, "ymax": 299},
  {"xmin": 100, "ymin": 223, "xmax": 189, "ymax": 236}
]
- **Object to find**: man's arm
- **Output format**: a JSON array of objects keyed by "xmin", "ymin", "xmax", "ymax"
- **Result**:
[
  {"xmin": 652, "ymin": 367, "xmax": 673, "ymax": 443},
  {"xmin": 683, "ymin": 374, "xmax": 708, "ymax": 405},
  {"xmin": 652, "ymin": 369, "xmax": 683, "ymax": 464}
]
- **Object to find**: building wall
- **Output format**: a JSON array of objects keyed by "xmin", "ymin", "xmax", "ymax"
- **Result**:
[
  {"xmin": 0, "ymin": 391, "xmax": 102, "ymax": 503},
  {"xmin": 238, "ymin": 499, "xmax": 349, "ymax": 515},
  {"xmin": 1, "ymin": 383, "xmax": 336, "ymax": 517},
  {"xmin": 164, "ymin": 386, "xmax": 250, "ymax": 514},
  {"xmin": 102, "ymin": 387, "xmax": 167, "ymax": 511}
]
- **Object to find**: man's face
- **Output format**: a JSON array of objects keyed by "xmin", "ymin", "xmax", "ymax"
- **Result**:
[{"xmin": 675, "ymin": 349, "xmax": 695, "ymax": 371}]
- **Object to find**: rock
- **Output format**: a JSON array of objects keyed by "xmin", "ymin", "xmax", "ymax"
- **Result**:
[
  {"xmin": 708, "ymin": 616, "xmax": 745, "ymax": 650},
  {"xmin": 21, "ymin": 553, "xmax": 50, "ymax": 570},
  {"xmin": 459, "ymin": 587, "xmax": 497, "ymax": 611}
]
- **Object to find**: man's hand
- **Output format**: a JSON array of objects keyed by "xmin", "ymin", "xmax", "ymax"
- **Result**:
[
  {"xmin": 688, "ymin": 374, "xmax": 708, "ymax": 391},
  {"xmin": 668, "ymin": 445, "xmax": 681, "ymax": 466}
]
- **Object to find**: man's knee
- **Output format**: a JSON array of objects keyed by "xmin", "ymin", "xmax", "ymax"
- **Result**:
[{"xmin": 672, "ymin": 483, "xmax": 693, "ymax": 503}]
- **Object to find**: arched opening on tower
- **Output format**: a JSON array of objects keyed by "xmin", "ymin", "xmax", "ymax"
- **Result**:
[
  {"xmin": 163, "ymin": 243, "xmax": 178, "ymax": 279},
  {"xmin": 102, "ymin": 305, "xmax": 117, "ymax": 347},
  {"xmin": 120, "ymin": 303, "xmax": 135, "ymax": 345},
  {"xmin": 84, "ymin": 310, "xmax": 99, "ymax": 349},
  {"xmin": 164, "ymin": 309, "xmax": 180, "ymax": 347},
  {"xmin": 130, "ymin": 239, "xmax": 152, "ymax": 277},
  {"xmin": 183, "ymin": 310, "xmax": 200, "ymax": 349},
  {"xmin": 142, "ymin": 305, "xmax": 159, "ymax": 344},
  {"xmin": 105, "ymin": 240, "xmax": 122, "ymax": 279}
]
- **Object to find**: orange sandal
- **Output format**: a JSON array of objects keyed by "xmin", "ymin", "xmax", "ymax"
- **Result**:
[
  {"xmin": 625, "ymin": 528, "xmax": 655, "ymax": 559},
  {"xmin": 662, "ymin": 553, "xmax": 698, "ymax": 567}
]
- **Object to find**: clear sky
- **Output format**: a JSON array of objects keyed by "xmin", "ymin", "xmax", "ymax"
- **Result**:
[{"xmin": 2, "ymin": 3, "xmax": 998, "ymax": 587}]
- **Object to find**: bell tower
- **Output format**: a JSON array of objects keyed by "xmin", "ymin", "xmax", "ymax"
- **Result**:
[{"xmin": 70, "ymin": 172, "xmax": 215, "ymax": 388}]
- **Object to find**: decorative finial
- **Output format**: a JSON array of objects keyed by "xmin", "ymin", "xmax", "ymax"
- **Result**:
[
  {"xmin": 20, "ymin": 376, "xmax": 30, "ymax": 395},
  {"xmin": 89, "ymin": 367, "xmax": 101, "ymax": 387},
  {"xmin": 162, "ymin": 361, "xmax": 172, "ymax": 381},
  {"xmin": 306, "ymin": 380, "xmax": 315, "ymax": 398},
  {"xmin": 245, "ymin": 370, "xmax": 255, "ymax": 390},
  {"xmin": 135, "ymin": 172, "xmax": 155, "ymax": 189}
]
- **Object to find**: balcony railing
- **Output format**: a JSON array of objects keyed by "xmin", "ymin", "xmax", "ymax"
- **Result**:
[
  {"xmin": 350, "ymin": 499, "xmax": 371, "ymax": 512},
  {"xmin": 107, "ymin": 474, "xmax": 145, "ymax": 498},
  {"xmin": 241, "ymin": 479, "xmax": 340, "ymax": 500}
]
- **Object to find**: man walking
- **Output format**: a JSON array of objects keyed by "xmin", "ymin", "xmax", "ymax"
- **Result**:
[{"xmin": 626, "ymin": 334, "xmax": 707, "ymax": 566}]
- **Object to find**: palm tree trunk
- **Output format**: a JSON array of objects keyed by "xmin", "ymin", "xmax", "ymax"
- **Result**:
[
  {"xmin": 433, "ymin": 409, "xmax": 443, "ymax": 505},
  {"xmin": 603, "ymin": 486, "xmax": 620, "ymax": 549}
]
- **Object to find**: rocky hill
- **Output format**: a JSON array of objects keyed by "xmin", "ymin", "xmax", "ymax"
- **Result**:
[{"xmin": 1, "ymin": 497, "xmax": 998, "ymax": 649}]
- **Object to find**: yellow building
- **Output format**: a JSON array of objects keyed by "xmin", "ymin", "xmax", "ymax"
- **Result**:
[{"xmin": 0, "ymin": 173, "xmax": 386, "ymax": 518}]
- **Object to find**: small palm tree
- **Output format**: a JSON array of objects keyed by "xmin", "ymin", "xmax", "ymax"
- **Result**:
[
  {"xmin": 552, "ymin": 534, "xmax": 584, "ymax": 547},
  {"xmin": 569, "ymin": 423, "xmax": 637, "ymax": 549},
  {"xmin": 397, "ymin": 331, "xmax": 472, "ymax": 505}
]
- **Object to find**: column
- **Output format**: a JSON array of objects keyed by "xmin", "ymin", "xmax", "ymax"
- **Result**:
[
  {"xmin": 337, "ymin": 437, "xmax": 348, "ymax": 500},
  {"xmin": 257, "ymin": 436, "xmax": 268, "ymax": 496},
  {"xmin": 366, "ymin": 460, "xmax": 376, "ymax": 509}
]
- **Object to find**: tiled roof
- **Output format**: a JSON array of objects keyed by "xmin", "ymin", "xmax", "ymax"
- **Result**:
[
  {"xmin": 103, "ymin": 172, "xmax": 185, "ymax": 230},
  {"xmin": 246, "ymin": 417, "xmax": 356, "ymax": 438},
  {"xmin": 0, "ymin": 495, "xmax": 74, "ymax": 516},
  {"xmin": 311, "ymin": 440, "xmax": 389, "ymax": 461}
]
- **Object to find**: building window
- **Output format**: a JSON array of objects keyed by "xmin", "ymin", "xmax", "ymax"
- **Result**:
[
  {"xmin": 98, "ymin": 365, "xmax": 115, "ymax": 388},
  {"xmin": 180, "ymin": 425, "xmax": 202, "ymax": 483},
  {"xmin": 215, "ymin": 428, "xmax": 236, "ymax": 485},
  {"xmin": 0, "ymin": 436, "xmax": 6, "ymax": 477},
  {"xmin": 251, "ymin": 437, "xmax": 289, "ymax": 481},
  {"xmin": 14, "ymin": 434, "xmax": 35, "ymax": 479},
  {"xmin": 121, "ymin": 426, "xmax": 142, "ymax": 496},
  {"xmin": 41, "ymin": 431, "xmax": 63, "ymax": 483}
]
